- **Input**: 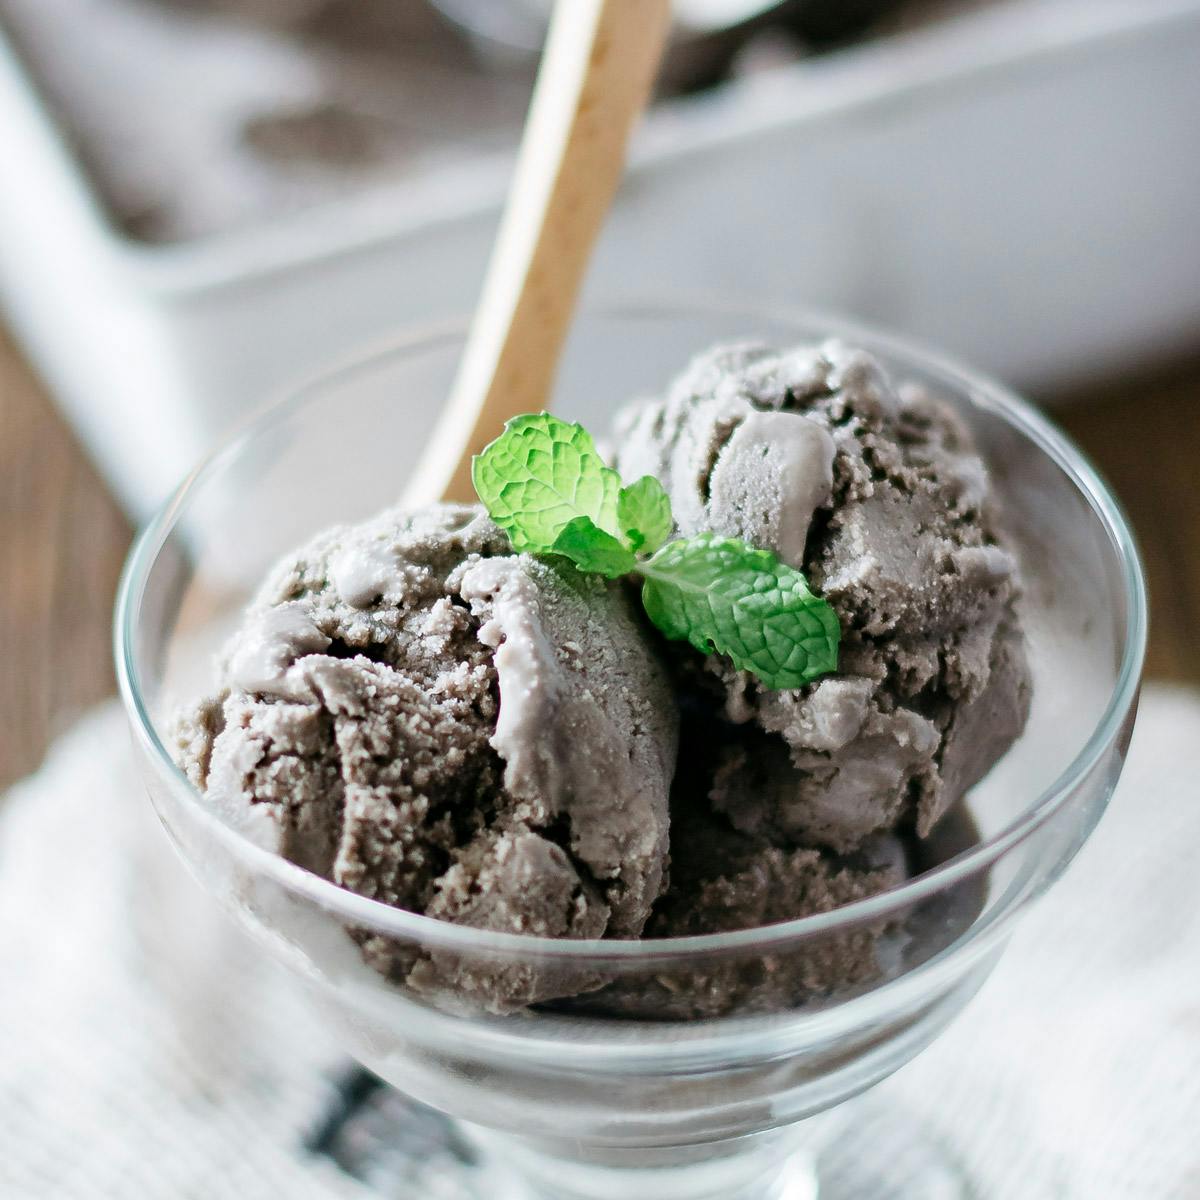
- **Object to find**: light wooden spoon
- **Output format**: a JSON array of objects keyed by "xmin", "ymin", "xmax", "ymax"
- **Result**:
[{"xmin": 403, "ymin": 0, "xmax": 672, "ymax": 508}]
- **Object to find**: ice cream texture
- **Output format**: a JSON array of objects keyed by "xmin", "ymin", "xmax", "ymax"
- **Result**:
[
  {"xmin": 614, "ymin": 341, "xmax": 1030, "ymax": 856},
  {"xmin": 174, "ymin": 340, "xmax": 1030, "ymax": 1015}
]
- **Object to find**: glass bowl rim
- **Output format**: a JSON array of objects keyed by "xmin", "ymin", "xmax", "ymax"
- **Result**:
[{"xmin": 114, "ymin": 294, "xmax": 1147, "ymax": 962}]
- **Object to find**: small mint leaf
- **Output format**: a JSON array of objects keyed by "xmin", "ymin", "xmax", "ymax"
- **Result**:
[
  {"xmin": 637, "ymin": 533, "xmax": 839, "ymax": 689},
  {"xmin": 617, "ymin": 476, "xmax": 673, "ymax": 554},
  {"xmin": 552, "ymin": 516, "xmax": 637, "ymax": 579},
  {"xmin": 472, "ymin": 413, "xmax": 621, "ymax": 553}
]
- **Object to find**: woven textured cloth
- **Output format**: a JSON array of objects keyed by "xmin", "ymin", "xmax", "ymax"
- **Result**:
[{"xmin": 1, "ymin": 685, "xmax": 1198, "ymax": 1199}]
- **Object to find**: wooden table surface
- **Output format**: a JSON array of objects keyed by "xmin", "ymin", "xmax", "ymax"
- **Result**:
[{"xmin": 0, "ymin": 323, "xmax": 1197, "ymax": 791}]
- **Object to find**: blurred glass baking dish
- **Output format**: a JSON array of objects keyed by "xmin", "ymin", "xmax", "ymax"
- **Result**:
[{"xmin": 3, "ymin": 1, "xmax": 1198, "ymax": 521}]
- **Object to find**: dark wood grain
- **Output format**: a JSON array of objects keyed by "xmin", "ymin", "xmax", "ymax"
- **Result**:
[
  {"xmin": 1054, "ymin": 362, "xmax": 1200, "ymax": 684},
  {"xmin": 0, "ymin": 324, "xmax": 131, "ymax": 792},
  {"xmin": 0, "ymin": 320, "xmax": 1197, "ymax": 791}
]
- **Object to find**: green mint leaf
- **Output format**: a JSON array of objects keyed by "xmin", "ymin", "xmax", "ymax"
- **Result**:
[
  {"xmin": 637, "ymin": 533, "xmax": 840, "ymax": 690},
  {"xmin": 472, "ymin": 413, "xmax": 621, "ymax": 553},
  {"xmin": 551, "ymin": 516, "xmax": 637, "ymax": 579},
  {"xmin": 617, "ymin": 475, "xmax": 674, "ymax": 554},
  {"xmin": 472, "ymin": 410, "xmax": 841, "ymax": 690}
]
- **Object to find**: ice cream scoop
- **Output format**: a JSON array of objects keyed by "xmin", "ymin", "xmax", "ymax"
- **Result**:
[
  {"xmin": 174, "ymin": 504, "xmax": 677, "ymax": 1008},
  {"xmin": 613, "ymin": 340, "xmax": 1031, "ymax": 853}
]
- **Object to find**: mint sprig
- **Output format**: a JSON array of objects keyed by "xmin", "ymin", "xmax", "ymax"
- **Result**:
[
  {"xmin": 552, "ymin": 516, "xmax": 636, "ymax": 579},
  {"xmin": 640, "ymin": 534, "xmax": 839, "ymax": 689},
  {"xmin": 617, "ymin": 476, "xmax": 672, "ymax": 554},
  {"xmin": 472, "ymin": 413, "xmax": 840, "ymax": 690},
  {"xmin": 471, "ymin": 413, "xmax": 622, "ymax": 552}
]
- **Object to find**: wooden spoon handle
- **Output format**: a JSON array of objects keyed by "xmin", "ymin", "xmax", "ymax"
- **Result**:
[{"xmin": 405, "ymin": 0, "xmax": 672, "ymax": 507}]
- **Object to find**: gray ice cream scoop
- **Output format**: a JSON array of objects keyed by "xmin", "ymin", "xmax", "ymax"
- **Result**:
[
  {"xmin": 613, "ymin": 340, "xmax": 1031, "ymax": 853},
  {"xmin": 173, "ymin": 503, "xmax": 678, "ymax": 1009}
]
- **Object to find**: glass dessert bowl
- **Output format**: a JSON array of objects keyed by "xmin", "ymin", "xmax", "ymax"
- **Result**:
[{"xmin": 116, "ymin": 301, "xmax": 1146, "ymax": 1200}]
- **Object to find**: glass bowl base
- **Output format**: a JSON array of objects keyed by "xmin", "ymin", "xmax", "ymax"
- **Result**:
[
  {"xmin": 308, "ymin": 1070, "xmax": 970, "ymax": 1200},
  {"xmin": 814, "ymin": 1100, "xmax": 970, "ymax": 1200}
]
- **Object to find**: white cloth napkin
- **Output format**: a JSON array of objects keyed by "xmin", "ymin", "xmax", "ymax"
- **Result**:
[{"xmin": 2, "ymin": 685, "xmax": 1198, "ymax": 1200}]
